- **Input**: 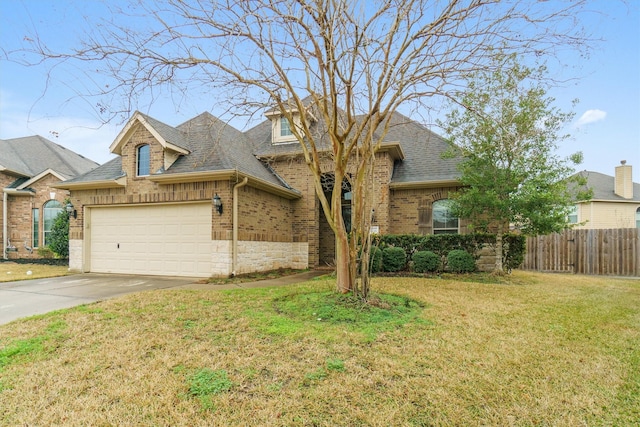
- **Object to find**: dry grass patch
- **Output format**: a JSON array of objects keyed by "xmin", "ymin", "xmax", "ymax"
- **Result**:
[
  {"xmin": 0, "ymin": 262, "xmax": 71, "ymax": 282},
  {"xmin": 0, "ymin": 272, "xmax": 638, "ymax": 426}
]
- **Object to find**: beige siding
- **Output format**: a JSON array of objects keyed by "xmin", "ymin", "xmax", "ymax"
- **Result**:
[{"xmin": 574, "ymin": 201, "xmax": 640, "ymax": 229}]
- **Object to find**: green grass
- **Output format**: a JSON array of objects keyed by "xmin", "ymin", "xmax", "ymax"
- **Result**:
[
  {"xmin": 0, "ymin": 272, "xmax": 638, "ymax": 425},
  {"xmin": 0, "ymin": 319, "xmax": 66, "ymax": 371}
]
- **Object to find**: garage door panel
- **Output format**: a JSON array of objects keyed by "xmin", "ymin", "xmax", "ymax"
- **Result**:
[{"xmin": 89, "ymin": 203, "xmax": 212, "ymax": 277}]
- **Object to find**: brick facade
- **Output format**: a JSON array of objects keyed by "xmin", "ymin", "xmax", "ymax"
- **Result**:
[
  {"xmin": 2, "ymin": 172, "xmax": 71, "ymax": 259},
  {"xmin": 389, "ymin": 186, "xmax": 468, "ymax": 235},
  {"xmin": 60, "ymin": 110, "xmax": 467, "ymax": 276}
]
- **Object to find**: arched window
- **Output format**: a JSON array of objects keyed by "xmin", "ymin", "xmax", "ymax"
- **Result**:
[
  {"xmin": 433, "ymin": 199, "xmax": 459, "ymax": 234},
  {"xmin": 636, "ymin": 207, "xmax": 640, "ymax": 228},
  {"xmin": 321, "ymin": 173, "xmax": 352, "ymax": 233},
  {"xmin": 137, "ymin": 144, "xmax": 150, "ymax": 176},
  {"xmin": 43, "ymin": 200, "xmax": 62, "ymax": 246}
]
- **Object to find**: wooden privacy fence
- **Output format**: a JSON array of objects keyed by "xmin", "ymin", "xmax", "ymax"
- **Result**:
[{"xmin": 522, "ymin": 228, "xmax": 640, "ymax": 276}]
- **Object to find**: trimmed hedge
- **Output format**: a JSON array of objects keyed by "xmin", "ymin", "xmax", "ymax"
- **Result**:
[
  {"xmin": 370, "ymin": 233, "xmax": 526, "ymax": 273},
  {"xmin": 412, "ymin": 251, "xmax": 440, "ymax": 273},
  {"xmin": 382, "ymin": 247, "xmax": 407, "ymax": 272},
  {"xmin": 447, "ymin": 249, "xmax": 476, "ymax": 273}
]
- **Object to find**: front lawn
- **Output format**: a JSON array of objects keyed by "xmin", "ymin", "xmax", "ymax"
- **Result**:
[
  {"xmin": 0, "ymin": 262, "xmax": 71, "ymax": 282},
  {"xmin": 1, "ymin": 272, "xmax": 638, "ymax": 425}
]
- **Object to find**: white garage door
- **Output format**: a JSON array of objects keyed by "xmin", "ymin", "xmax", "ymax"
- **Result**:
[{"xmin": 89, "ymin": 203, "xmax": 212, "ymax": 277}]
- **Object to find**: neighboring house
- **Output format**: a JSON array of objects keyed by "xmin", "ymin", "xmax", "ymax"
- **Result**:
[
  {"xmin": 0, "ymin": 136, "xmax": 99, "ymax": 259},
  {"xmin": 569, "ymin": 161, "xmax": 640, "ymax": 229},
  {"xmin": 56, "ymin": 108, "xmax": 465, "ymax": 277}
]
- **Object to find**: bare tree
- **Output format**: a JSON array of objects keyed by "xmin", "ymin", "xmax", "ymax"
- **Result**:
[{"xmin": 15, "ymin": 0, "xmax": 591, "ymax": 296}]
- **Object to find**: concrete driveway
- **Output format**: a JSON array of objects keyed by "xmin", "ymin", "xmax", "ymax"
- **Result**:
[{"xmin": 0, "ymin": 273, "xmax": 199, "ymax": 325}]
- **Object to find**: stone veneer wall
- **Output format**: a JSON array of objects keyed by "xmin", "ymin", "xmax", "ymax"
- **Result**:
[
  {"xmin": 68, "ymin": 239, "xmax": 83, "ymax": 272},
  {"xmin": 235, "ymin": 241, "xmax": 309, "ymax": 276}
]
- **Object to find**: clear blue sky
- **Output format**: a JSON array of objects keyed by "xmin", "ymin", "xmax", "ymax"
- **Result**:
[{"xmin": 1, "ymin": 0, "xmax": 639, "ymax": 182}]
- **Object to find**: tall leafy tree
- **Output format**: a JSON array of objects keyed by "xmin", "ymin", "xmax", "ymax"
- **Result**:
[
  {"xmin": 13, "ymin": 0, "xmax": 592, "ymax": 294},
  {"xmin": 441, "ymin": 54, "xmax": 591, "ymax": 274}
]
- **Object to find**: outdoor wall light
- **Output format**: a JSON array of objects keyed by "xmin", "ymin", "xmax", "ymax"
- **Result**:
[
  {"xmin": 213, "ymin": 193, "xmax": 223, "ymax": 215},
  {"xmin": 65, "ymin": 201, "xmax": 77, "ymax": 219}
]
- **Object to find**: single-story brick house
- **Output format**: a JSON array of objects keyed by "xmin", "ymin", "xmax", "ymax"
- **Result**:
[
  {"xmin": 569, "ymin": 161, "xmax": 640, "ymax": 229},
  {"xmin": 56, "ymin": 108, "xmax": 466, "ymax": 277},
  {"xmin": 1, "ymin": 136, "xmax": 99, "ymax": 259}
]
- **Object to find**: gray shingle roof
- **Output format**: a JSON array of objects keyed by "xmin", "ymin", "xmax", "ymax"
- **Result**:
[
  {"xmin": 0, "ymin": 135, "xmax": 99, "ymax": 178},
  {"xmin": 62, "ymin": 157, "xmax": 124, "ymax": 183},
  {"xmin": 65, "ymin": 108, "xmax": 460, "ymax": 190},
  {"xmin": 383, "ymin": 112, "xmax": 460, "ymax": 183},
  {"xmin": 574, "ymin": 170, "xmax": 640, "ymax": 202},
  {"xmin": 248, "ymin": 109, "xmax": 460, "ymax": 184},
  {"xmin": 169, "ymin": 112, "xmax": 285, "ymax": 186},
  {"xmin": 139, "ymin": 112, "xmax": 191, "ymax": 151}
]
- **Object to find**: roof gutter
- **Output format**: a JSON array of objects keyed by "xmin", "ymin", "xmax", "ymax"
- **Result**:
[
  {"xmin": 389, "ymin": 179, "xmax": 460, "ymax": 190},
  {"xmin": 149, "ymin": 169, "xmax": 301, "ymax": 200},
  {"xmin": 52, "ymin": 176, "xmax": 127, "ymax": 190}
]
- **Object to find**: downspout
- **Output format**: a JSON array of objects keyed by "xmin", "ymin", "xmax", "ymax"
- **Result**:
[
  {"xmin": 232, "ymin": 176, "xmax": 249, "ymax": 277},
  {"xmin": 2, "ymin": 191, "xmax": 7, "ymax": 260}
]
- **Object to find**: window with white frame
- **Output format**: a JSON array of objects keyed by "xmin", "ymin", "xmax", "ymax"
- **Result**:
[
  {"xmin": 280, "ymin": 117, "xmax": 292, "ymax": 137},
  {"xmin": 32, "ymin": 208, "xmax": 39, "ymax": 248},
  {"xmin": 271, "ymin": 114, "xmax": 299, "ymax": 143},
  {"xmin": 567, "ymin": 205, "xmax": 578, "ymax": 224},
  {"xmin": 636, "ymin": 207, "xmax": 640, "ymax": 228},
  {"xmin": 43, "ymin": 200, "xmax": 62, "ymax": 246},
  {"xmin": 433, "ymin": 199, "xmax": 459, "ymax": 234}
]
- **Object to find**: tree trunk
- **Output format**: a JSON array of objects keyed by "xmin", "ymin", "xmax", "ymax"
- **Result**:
[
  {"xmin": 332, "ymin": 176, "xmax": 352, "ymax": 294},
  {"xmin": 494, "ymin": 224, "xmax": 504, "ymax": 274},
  {"xmin": 335, "ymin": 226, "xmax": 351, "ymax": 293}
]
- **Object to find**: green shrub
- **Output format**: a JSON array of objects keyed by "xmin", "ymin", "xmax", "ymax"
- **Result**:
[
  {"xmin": 36, "ymin": 246, "xmax": 55, "ymax": 259},
  {"xmin": 412, "ymin": 251, "xmax": 440, "ymax": 273},
  {"xmin": 503, "ymin": 234, "xmax": 526, "ymax": 271},
  {"xmin": 382, "ymin": 247, "xmax": 407, "ymax": 272},
  {"xmin": 447, "ymin": 250, "xmax": 476, "ymax": 273},
  {"xmin": 48, "ymin": 210, "xmax": 69, "ymax": 258}
]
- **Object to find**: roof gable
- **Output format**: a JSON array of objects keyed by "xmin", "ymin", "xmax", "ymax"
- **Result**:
[
  {"xmin": 15, "ymin": 169, "xmax": 68, "ymax": 189},
  {"xmin": 109, "ymin": 111, "xmax": 190, "ymax": 156}
]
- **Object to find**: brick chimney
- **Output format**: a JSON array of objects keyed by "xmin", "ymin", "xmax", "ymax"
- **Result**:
[{"xmin": 614, "ymin": 160, "xmax": 633, "ymax": 199}]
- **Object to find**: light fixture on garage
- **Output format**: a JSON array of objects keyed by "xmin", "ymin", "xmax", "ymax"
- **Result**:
[
  {"xmin": 65, "ymin": 201, "xmax": 77, "ymax": 219},
  {"xmin": 213, "ymin": 193, "xmax": 223, "ymax": 215}
]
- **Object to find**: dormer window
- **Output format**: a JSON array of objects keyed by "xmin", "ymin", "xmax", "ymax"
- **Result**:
[
  {"xmin": 280, "ymin": 117, "xmax": 293, "ymax": 137},
  {"xmin": 270, "ymin": 115, "xmax": 299, "ymax": 144},
  {"xmin": 137, "ymin": 144, "xmax": 150, "ymax": 176},
  {"xmin": 266, "ymin": 108, "xmax": 306, "ymax": 144}
]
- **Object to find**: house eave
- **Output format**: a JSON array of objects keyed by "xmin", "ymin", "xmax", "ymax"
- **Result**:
[
  {"xmin": 377, "ymin": 142, "xmax": 405, "ymax": 160},
  {"xmin": 3, "ymin": 188, "xmax": 35, "ymax": 196},
  {"xmin": 389, "ymin": 179, "xmax": 460, "ymax": 190},
  {"xmin": 0, "ymin": 166, "xmax": 29, "ymax": 178},
  {"xmin": 149, "ymin": 169, "xmax": 301, "ymax": 199},
  {"xmin": 53, "ymin": 176, "xmax": 127, "ymax": 190},
  {"xmin": 578, "ymin": 198, "xmax": 640, "ymax": 204}
]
